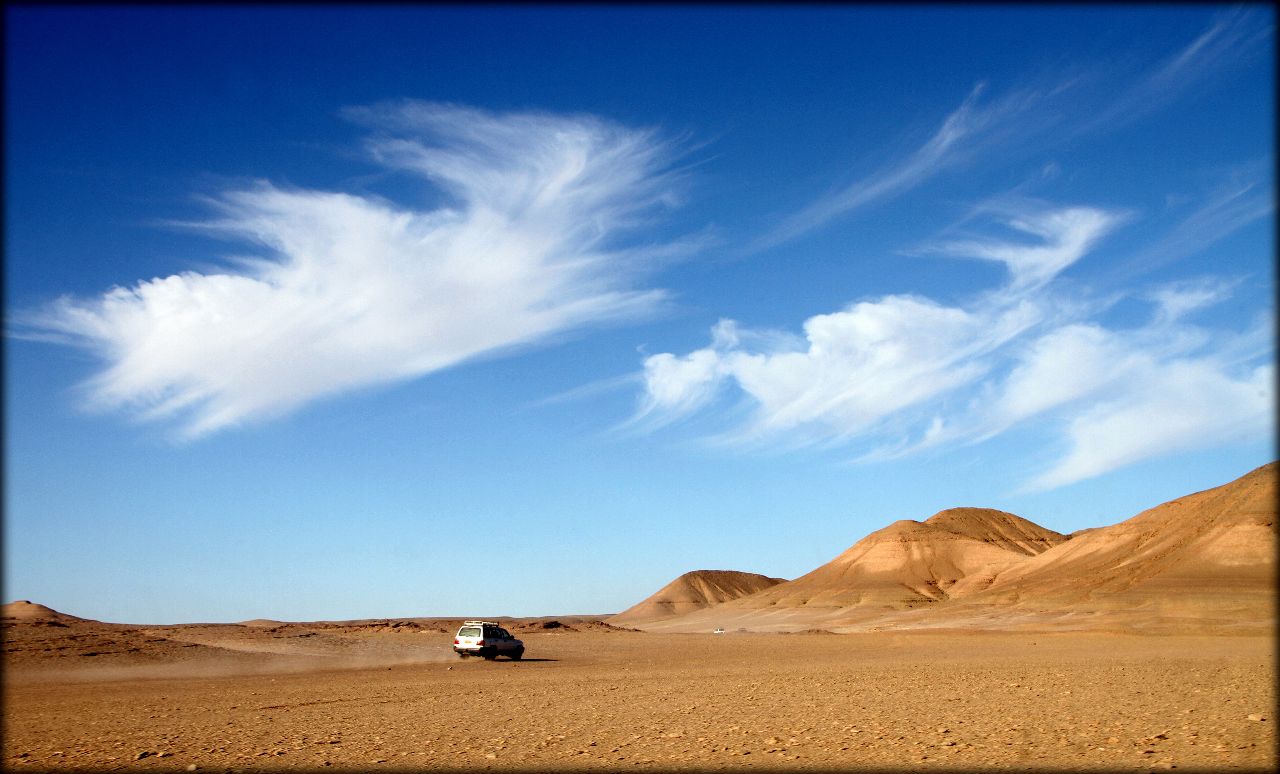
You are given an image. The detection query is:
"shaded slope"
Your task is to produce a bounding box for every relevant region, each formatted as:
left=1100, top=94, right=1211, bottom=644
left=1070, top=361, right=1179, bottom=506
left=608, top=570, right=786, bottom=624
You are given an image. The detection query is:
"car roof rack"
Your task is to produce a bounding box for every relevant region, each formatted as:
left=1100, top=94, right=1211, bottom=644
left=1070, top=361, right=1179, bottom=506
left=463, top=620, right=498, bottom=626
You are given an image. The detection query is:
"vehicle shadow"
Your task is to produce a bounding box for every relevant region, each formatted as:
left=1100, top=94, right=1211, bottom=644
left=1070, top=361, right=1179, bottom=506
left=513, top=658, right=557, bottom=662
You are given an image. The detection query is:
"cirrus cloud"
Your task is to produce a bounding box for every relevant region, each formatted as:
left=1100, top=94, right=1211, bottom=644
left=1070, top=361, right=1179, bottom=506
left=16, top=102, right=691, bottom=438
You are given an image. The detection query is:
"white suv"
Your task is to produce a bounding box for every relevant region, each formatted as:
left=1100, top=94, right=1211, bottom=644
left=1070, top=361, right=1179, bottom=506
left=453, top=621, right=524, bottom=660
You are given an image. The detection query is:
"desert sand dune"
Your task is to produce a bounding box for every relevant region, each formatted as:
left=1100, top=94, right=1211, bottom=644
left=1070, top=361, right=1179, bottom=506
left=608, top=570, right=785, bottom=624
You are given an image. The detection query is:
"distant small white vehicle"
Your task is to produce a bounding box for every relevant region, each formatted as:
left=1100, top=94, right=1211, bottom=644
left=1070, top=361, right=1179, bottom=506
left=454, top=621, right=524, bottom=660
left=713, top=628, right=725, bottom=635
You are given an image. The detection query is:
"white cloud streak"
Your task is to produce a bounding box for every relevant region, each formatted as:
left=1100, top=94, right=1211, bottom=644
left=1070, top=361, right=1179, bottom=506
left=1106, top=159, right=1274, bottom=285
left=749, top=83, right=1049, bottom=253
left=749, top=7, right=1272, bottom=254
left=1145, top=276, right=1242, bottom=325
left=1077, top=6, right=1273, bottom=136
left=17, top=102, right=688, bottom=438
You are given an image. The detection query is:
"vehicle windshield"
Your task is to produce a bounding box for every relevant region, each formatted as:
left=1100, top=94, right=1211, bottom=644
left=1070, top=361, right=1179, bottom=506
left=458, top=626, right=482, bottom=637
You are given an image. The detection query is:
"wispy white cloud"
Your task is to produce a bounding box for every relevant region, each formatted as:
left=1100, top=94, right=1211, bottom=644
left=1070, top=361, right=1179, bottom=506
left=920, top=206, right=1125, bottom=293
left=15, top=102, right=689, bottom=438
left=1145, top=276, right=1242, bottom=324
left=635, top=200, right=1275, bottom=490
left=1025, top=359, right=1273, bottom=492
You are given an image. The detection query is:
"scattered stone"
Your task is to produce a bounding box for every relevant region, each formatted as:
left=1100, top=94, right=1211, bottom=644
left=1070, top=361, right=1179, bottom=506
left=1247, top=714, right=1266, bottom=722
left=135, top=751, right=152, bottom=760
left=186, top=766, right=197, bottom=772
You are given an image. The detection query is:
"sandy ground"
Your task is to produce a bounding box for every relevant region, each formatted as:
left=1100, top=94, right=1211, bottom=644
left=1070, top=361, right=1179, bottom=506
left=3, top=623, right=1274, bottom=771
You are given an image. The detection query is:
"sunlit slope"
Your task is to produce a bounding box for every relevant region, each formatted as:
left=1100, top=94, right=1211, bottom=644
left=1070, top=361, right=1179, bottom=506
left=718, top=508, right=1069, bottom=611
left=974, top=462, right=1277, bottom=616
left=2, top=600, right=92, bottom=624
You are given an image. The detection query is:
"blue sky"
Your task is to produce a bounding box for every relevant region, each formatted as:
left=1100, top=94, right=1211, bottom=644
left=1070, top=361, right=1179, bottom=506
left=5, top=5, right=1274, bottom=624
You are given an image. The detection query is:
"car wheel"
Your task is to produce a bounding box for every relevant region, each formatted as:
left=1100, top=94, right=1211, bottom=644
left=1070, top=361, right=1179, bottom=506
left=481, top=650, right=497, bottom=660
left=510, top=648, right=524, bottom=661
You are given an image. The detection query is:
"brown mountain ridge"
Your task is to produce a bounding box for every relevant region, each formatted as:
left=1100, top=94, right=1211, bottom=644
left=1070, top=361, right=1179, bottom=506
left=616, top=463, right=1276, bottom=633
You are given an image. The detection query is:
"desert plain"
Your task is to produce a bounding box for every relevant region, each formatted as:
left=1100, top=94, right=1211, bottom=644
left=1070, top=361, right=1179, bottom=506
left=1, top=619, right=1275, bottom=772
left=4, top=463, right=1276, bottom=771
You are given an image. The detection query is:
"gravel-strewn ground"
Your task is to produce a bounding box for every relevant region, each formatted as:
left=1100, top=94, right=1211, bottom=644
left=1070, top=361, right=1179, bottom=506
left=4, top=628, right=1274, bottom=771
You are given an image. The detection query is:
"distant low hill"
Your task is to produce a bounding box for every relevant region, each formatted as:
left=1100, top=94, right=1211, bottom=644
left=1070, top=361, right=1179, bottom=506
left=608, top=570, right=786, bottom=625
left=2, top=600, right=91, bottom=624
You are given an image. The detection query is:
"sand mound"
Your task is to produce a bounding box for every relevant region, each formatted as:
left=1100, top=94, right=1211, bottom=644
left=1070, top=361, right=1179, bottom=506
left=2, top=601, right=89, bottom=624
left=608, top=570, right=786, bottom=624
left=924, top=507, right=1069, bottom=555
